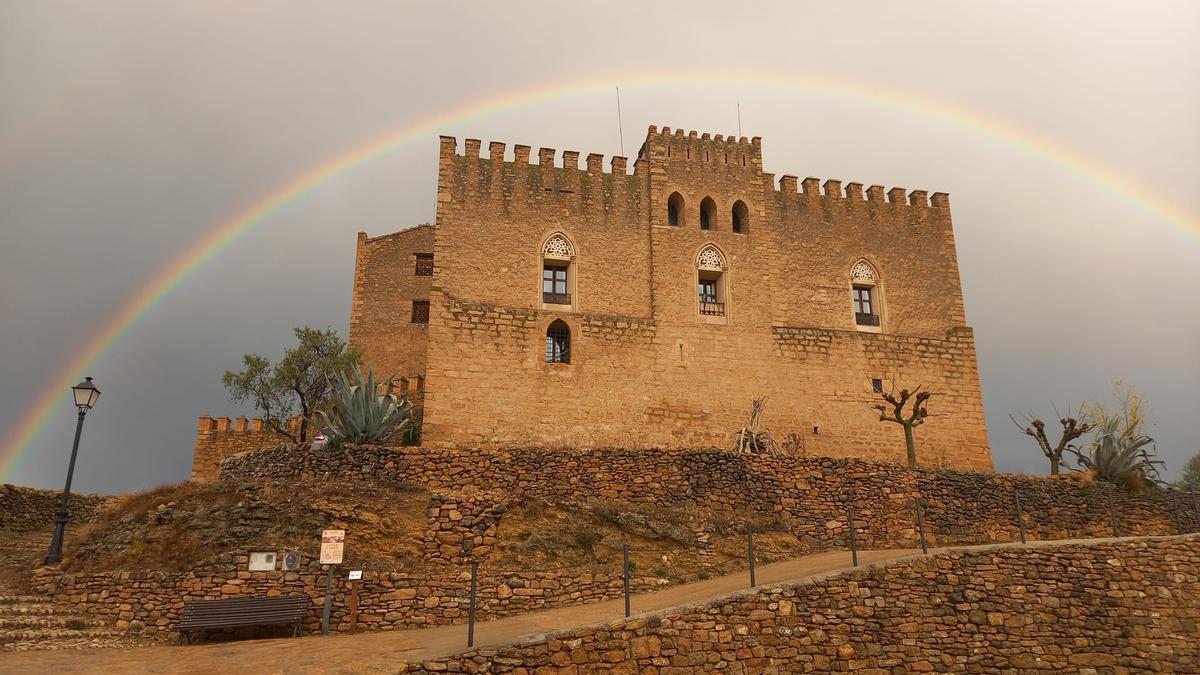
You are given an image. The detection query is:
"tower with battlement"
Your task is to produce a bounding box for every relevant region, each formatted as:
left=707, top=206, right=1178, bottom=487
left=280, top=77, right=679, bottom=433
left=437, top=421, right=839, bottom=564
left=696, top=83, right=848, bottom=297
left=192, top=125, right=992, bottom=480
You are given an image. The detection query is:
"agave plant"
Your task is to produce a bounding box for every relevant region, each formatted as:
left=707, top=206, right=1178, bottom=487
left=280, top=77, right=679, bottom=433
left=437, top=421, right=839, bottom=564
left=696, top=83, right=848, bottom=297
left=312, top=368, right=414, bottom=445
left=1072, top=416, right=1164, bottom=491
left=732, top=398, right=778, bottom=455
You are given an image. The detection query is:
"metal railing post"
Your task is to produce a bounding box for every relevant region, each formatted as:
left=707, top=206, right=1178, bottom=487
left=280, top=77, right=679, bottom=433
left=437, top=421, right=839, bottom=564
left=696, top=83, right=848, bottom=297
left=848, top=506, right=858, bottom=567
left=1014, top=488, right=1027, bottom=544
left=321, top=565, right=333, bottom=636
left=915, top=498, right=928, bottom=554
left=1193, top=492, right=1199, bottom=534
left=623, top=542, right=631, bottom=618
left=467, top=560, right=478, bottom=648
left=747, top=519, right=756, bottom=588
left=1107, top=490, right=1120, bottom=538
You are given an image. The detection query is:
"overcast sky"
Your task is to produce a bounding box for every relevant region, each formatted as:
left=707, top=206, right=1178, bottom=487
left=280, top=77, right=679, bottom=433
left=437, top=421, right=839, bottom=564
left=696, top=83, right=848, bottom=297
left=2, top=2, right=1198, bottom=494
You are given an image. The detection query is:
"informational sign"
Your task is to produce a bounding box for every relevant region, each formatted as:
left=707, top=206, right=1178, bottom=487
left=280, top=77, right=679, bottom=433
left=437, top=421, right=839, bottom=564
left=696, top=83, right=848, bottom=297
left=248, top=551, right=276, bottom=571
left=320, top=529, right=345, bottom=565
left=282, top=551, right=302, bottom=571
left=348, top=570, right=362, bottom=580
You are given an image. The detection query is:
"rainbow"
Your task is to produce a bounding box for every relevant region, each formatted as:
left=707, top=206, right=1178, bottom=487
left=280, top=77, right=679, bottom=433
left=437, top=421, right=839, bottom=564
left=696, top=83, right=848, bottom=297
left=4, top=70, right=1198, bottom=483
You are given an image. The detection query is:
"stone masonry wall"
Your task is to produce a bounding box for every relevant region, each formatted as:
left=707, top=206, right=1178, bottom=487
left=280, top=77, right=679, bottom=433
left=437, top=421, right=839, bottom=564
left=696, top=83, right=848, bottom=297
left=30, top=554, right=666, bottom=641
left=0, top=484, right=114, bottom=532
left=416, top=126, right=991, bottom=469
left=190, top=415, right=298, bottom=482
left=219, top=446, right=1200, bottom=550
left=349, top=224, right=436, bottom=383
left=398, top=535, right=1200, bottom=674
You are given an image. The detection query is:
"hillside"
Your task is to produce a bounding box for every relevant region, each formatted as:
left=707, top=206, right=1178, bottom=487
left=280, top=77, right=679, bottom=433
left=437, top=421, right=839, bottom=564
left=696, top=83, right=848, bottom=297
left=18, top=478, right=808, bottom=582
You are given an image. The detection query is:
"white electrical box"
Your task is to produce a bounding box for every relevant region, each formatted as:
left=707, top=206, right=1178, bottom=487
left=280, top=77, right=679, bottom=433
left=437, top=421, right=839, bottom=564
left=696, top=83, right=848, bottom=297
left=248, top=551, right=277, bottom=571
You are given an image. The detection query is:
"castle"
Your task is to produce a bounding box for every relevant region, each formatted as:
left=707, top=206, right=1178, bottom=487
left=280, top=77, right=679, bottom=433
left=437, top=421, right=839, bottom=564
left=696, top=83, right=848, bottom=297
left=194, top=125, right=992, bottom=480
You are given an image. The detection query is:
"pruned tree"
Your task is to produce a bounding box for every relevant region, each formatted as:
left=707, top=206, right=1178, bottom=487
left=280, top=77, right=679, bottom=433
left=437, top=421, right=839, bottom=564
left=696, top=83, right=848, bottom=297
left=1009, top=407, right=1092, bottom=476
left=870, top=380, right=937, bottom=468
left=222, top=327, right=358, bottom=443
left=732, top=398, right=777, bottom=455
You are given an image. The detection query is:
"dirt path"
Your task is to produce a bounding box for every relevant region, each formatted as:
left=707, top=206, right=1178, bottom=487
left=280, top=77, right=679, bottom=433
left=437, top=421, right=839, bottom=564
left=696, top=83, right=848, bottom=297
left=1, top=538, right=1156, bottom=674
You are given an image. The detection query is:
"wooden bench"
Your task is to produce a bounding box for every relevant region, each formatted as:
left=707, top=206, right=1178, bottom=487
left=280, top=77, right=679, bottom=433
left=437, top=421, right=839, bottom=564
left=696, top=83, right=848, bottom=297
left=175, top=595, right=309, bottom=644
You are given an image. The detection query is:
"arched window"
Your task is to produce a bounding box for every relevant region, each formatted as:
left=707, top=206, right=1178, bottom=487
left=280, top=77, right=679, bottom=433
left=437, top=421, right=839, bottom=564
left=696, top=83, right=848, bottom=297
left=697, top=244, right=727, bottom=318
left=667, top=192, right=684, bottom=226
left=542, top=233, right=575, bottom=307
left=851, top=260, right=881, bottom=328
left=546, top=320, right=571, bottom=363
left=732, top=200, right=748, bottom=234
left=699, top=197, right=716, bottom=230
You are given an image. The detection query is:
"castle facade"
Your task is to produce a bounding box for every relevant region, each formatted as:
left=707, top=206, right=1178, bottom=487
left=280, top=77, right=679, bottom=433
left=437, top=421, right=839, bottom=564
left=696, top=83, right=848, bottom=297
left=348, top=125, right=992, bottom=471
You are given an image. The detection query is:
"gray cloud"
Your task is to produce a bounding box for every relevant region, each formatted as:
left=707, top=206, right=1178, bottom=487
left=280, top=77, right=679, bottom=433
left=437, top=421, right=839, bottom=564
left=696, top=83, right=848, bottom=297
left=2, top=1, right=1197, bottom=493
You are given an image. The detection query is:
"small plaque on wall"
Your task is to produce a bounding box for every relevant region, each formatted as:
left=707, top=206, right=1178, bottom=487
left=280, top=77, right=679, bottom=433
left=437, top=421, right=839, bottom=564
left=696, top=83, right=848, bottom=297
left=248, top=551, right=277, bottom=571
left=282, top=551, right=302, bottom=571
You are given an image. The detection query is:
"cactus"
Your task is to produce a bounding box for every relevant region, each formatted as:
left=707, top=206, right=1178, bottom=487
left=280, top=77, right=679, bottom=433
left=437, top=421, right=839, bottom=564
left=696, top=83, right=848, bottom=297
left=312, top=368, right=414, bottom=445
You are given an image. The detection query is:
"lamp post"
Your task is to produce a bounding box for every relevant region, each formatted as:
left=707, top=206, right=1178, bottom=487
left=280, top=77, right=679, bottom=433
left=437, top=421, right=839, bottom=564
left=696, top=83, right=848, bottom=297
left=45, top=377, right=101, bottom=566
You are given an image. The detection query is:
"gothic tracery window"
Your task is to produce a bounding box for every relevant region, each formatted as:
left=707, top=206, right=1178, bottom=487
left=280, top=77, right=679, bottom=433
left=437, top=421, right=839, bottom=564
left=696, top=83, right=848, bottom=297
left=697, top=245, right=727, bottom=317
left=543, top=234, right=573, bottom=259
left=851, top=260, right=881, bottom=328
left=542, top=233, right=575, bottom=307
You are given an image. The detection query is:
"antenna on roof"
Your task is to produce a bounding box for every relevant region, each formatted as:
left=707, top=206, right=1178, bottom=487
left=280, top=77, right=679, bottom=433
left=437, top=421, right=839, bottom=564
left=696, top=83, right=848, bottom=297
left=737, top=102, right=742, bottom=137
left=615, top=86, right=625, bottom=157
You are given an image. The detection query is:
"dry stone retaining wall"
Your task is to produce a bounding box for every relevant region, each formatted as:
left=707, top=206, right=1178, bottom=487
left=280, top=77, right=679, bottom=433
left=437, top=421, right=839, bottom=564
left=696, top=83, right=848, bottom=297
left=397, top=535, right=1200, bottom=674
left=220, top=445, right=1200, bottom=549
left=0, top=484, right=114, bottom=532
left=30, top=554, right=664, bottom=641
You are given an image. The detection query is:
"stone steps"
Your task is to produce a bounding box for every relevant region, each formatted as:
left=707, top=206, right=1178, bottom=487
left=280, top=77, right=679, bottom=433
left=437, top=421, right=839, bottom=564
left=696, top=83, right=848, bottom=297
left=0, top=615, right=111, bottom=630
left=0, top=595, right=53, bottom=605
left=0, top=594, right=138, bottom=651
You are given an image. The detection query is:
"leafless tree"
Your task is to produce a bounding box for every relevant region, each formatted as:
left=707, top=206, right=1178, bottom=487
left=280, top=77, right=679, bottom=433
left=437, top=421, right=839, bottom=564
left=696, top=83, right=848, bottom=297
left=1009, top=407, right=1092, bottom=476
left=869, top=378, right=937, bottom=468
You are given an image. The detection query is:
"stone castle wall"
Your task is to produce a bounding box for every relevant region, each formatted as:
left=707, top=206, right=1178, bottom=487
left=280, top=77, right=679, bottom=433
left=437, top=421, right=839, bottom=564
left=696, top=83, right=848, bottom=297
left=349, top=224, right=436, bottom=382
left=218, top=446, right=1200, bottom=549
left=191, top=374, right=425, bottom=482
left=412, top=126, right=991, bottom=469
left=396, top=535, right=1200, bottom=673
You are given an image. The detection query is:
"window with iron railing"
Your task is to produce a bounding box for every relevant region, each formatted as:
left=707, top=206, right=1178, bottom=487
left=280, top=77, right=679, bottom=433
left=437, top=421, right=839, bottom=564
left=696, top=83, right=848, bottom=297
left=698, top=279, right=725, bottom=316
left=546, top=320, right=570, bottom=363
left=411, top=300, right=430, bottom=324
left=542, top=264, right=570, bottom=305
left=414, top=254, right=434, bottom=276
left=853, top=286, right=878, bottom=326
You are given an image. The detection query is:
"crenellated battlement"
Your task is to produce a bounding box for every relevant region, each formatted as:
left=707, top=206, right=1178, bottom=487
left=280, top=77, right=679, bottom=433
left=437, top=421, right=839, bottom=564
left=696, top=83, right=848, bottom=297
left=191, top=377, right=425, bottom=482
left=775, top=174, right=948, bottom=210
left=638, top=125, right=763, bottom=172
left=439, top=135, right=632, bottom=176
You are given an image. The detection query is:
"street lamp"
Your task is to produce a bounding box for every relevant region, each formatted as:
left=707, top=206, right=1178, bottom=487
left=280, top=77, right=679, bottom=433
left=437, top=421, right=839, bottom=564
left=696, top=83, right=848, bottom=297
left=45, top=377, right=101, bottom=566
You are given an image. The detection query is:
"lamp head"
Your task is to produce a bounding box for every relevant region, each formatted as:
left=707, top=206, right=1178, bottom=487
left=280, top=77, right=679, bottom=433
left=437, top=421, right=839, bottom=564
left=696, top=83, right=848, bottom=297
left=72, top=377, right=101, bottom=410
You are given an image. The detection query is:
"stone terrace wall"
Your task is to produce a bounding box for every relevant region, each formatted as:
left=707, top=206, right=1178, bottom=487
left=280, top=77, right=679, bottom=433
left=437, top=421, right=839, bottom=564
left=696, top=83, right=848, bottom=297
left=30, top=555, right=665, bottom=641
left=220, top=445, right=1200, bottom=549
left=0, top=484, right=114, bottom=532
left=398, top=535, right=1200, bottom=674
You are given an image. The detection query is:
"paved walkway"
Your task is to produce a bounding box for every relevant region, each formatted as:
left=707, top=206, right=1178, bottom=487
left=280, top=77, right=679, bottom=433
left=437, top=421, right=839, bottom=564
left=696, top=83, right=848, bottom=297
left=4, top=537, right=1173, bottom=674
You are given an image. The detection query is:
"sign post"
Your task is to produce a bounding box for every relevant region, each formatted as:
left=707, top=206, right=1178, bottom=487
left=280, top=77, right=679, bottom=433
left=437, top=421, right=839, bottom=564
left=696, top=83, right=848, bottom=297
left=320, top=529, right=345, bottom=636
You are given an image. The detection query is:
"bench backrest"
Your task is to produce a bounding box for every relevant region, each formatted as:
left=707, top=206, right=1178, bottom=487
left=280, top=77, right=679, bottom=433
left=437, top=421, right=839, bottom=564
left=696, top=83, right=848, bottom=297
left=178, top=595, right=309, bottom=628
